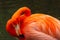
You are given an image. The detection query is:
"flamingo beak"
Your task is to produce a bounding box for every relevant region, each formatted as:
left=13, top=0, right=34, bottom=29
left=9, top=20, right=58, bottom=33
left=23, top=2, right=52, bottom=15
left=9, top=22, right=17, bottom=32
left=13, top=24, right=21, bottom=36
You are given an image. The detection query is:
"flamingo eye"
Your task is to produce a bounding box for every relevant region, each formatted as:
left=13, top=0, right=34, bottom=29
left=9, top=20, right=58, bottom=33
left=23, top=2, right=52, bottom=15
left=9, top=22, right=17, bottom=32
left=21, top=11, right=25, bottom=15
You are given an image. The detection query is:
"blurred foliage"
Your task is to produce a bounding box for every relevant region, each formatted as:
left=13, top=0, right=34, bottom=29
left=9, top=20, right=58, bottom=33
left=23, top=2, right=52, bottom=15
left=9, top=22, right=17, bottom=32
left=0, top=0, right=60, bottom=40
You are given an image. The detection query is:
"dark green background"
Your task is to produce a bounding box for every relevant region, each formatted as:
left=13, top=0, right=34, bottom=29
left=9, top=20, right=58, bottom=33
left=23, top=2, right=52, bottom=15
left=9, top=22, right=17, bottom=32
left=0, top=0, right=60, bottom=40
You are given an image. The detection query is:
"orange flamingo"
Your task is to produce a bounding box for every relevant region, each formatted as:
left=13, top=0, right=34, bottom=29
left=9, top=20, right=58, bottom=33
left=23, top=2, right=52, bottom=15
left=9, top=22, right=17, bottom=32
left=6, top=7, right=60, bottom=40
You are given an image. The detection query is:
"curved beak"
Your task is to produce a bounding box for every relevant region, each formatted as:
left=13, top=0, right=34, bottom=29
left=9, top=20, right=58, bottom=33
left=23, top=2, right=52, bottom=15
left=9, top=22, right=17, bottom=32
left=13, top=24, right=21, bottom=36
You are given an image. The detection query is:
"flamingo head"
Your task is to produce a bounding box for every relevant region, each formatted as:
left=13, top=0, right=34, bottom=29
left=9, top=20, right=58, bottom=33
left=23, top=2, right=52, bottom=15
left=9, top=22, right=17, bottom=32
left=6, top=18, right=21, bottom=37
left=6, top=7, right=31, bottom=39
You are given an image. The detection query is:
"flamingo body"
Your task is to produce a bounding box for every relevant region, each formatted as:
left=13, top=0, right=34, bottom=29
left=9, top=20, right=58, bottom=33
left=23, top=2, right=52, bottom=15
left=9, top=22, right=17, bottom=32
left=22, top=14, right=60, bottom=40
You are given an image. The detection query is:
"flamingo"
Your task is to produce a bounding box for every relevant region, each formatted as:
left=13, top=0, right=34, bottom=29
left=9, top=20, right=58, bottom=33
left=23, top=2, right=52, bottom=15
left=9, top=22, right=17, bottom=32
left=6, top=7, right=60, bottom=40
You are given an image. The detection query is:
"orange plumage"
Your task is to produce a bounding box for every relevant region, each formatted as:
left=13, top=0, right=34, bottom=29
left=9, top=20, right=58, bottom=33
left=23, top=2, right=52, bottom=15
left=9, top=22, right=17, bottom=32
left=6, top=7, right=60, bottom=40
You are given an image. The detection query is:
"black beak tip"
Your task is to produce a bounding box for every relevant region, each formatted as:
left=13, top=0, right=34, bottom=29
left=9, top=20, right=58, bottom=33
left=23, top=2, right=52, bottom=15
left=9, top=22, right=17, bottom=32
left=17, top=34, right=25, bottom=38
